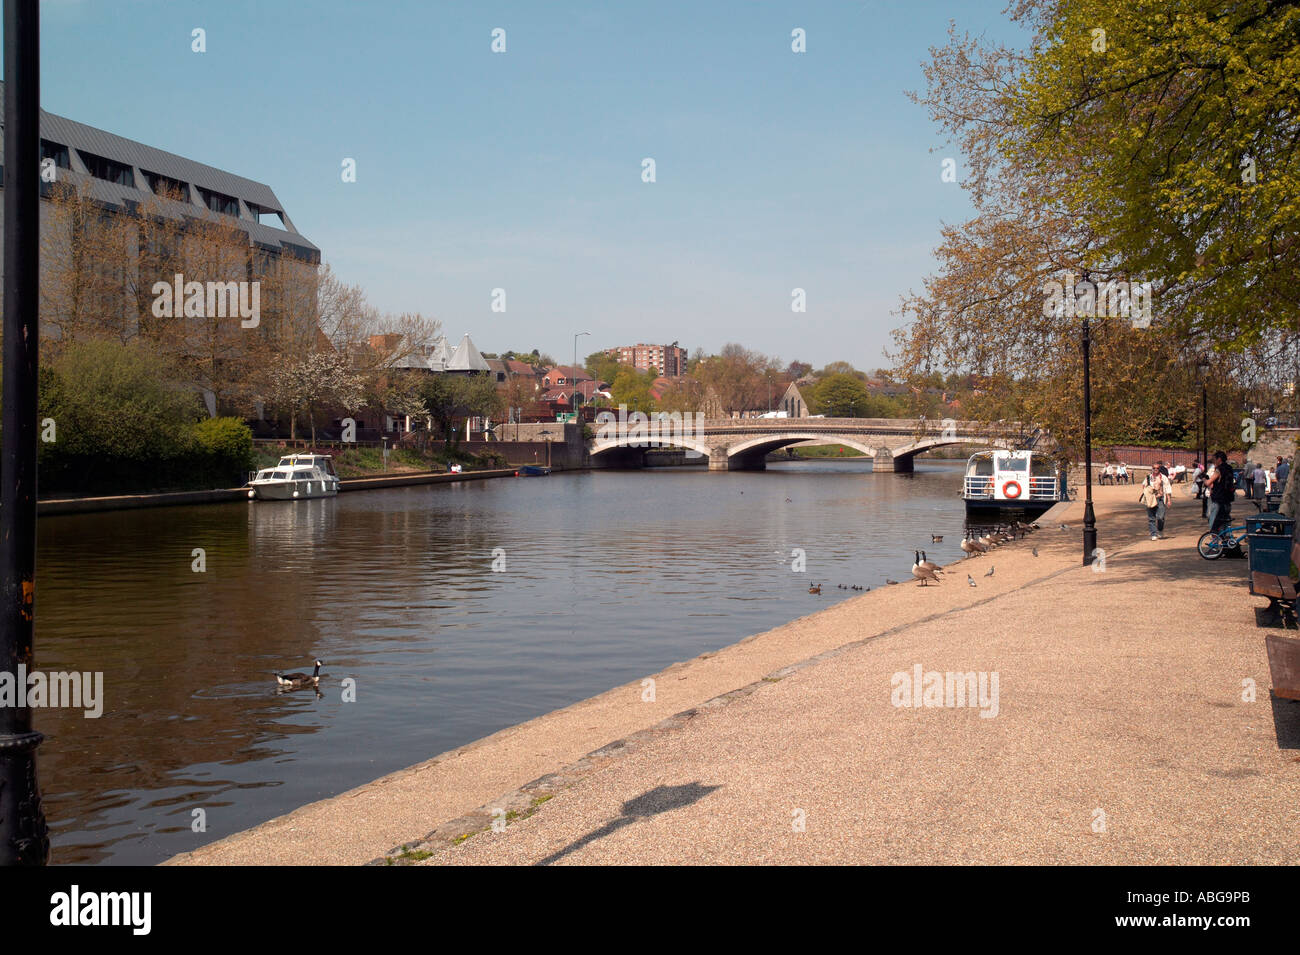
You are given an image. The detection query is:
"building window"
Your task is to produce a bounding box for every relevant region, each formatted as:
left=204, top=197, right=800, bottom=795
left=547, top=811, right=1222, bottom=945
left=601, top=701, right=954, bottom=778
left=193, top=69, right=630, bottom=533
left=40, top=140, right=71, bottom=170
left=143, top=170, right=189, bottom=201
left=198, top=187, right=240, bottom=216
left=77, top=149, right=133, bottom=186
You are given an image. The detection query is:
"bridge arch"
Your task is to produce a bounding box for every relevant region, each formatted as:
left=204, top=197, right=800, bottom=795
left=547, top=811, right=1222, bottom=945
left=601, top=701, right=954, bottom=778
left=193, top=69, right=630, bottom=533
left=589, top=435, right=713, bottom=459
left=892, top=436, right=1019, bottom=459
left=725, top=433, right=878, bottom=461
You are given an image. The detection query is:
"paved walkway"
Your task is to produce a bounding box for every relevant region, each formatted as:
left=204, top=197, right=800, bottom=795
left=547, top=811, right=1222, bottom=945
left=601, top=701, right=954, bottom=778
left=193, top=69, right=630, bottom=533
left=171, top=484, right=1300, bottom=865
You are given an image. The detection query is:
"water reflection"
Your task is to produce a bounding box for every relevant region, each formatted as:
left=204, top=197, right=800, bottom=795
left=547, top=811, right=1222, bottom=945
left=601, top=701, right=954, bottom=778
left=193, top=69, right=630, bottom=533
left=37, top=458, right=970, bottom=863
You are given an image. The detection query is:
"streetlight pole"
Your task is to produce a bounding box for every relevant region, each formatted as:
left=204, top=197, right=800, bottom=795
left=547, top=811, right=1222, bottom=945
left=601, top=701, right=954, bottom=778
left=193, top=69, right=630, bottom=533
left=0, top=0, right=49, bottom=866
left=573, top=331, right=590, bottom=423
left=1078, top=271, right=1097, bottom=566
left=1199, top=356, right=1209, bottom=518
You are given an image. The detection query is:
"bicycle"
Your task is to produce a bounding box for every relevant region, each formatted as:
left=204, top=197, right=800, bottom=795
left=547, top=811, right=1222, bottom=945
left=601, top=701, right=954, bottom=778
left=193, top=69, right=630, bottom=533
left=1197, top=522, right=1248, bottom=559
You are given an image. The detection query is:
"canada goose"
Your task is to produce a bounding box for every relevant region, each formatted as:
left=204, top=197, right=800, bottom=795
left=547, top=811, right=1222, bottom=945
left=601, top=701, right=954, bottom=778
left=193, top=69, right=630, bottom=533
left=885, top=578, right=899, bottom=585
left=919, top=551, right=942, bottom=573
left=967, top=575, right=977, bottom=587
left=985, top=565, right=995, bottom=577
left=275, top=659, right=323, bottom=688
left=809, top=584, right=821, bottom=595
left=968, top=537, right=988, bottom=554
left=960, top=537, right=976, bottom=556
left=912, top=561, right=940, bottom=586
left=931, top=534, right=943, bottom=543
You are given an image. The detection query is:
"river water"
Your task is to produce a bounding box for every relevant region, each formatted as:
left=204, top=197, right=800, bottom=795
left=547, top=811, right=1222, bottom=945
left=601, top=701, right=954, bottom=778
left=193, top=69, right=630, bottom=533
left=36, top=458, right=971, bottom=864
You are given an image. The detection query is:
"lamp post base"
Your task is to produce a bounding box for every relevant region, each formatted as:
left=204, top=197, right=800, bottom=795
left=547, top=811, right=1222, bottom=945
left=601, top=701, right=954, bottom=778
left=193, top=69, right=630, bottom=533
left=0, top=730, right=49, bottom=865
left=1083, top=501, right=1097, bottom=566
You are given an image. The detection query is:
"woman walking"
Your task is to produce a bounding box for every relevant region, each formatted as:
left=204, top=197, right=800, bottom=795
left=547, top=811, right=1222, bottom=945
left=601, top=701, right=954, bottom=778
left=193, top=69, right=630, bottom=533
left=1141, top=466, right=1172, bottom=540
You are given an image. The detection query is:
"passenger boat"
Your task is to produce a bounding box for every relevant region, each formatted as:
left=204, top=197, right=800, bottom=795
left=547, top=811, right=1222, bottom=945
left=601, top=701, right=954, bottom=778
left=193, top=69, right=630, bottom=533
left=519, top=465, right=551, bottom=476
left=962, top=449, right=1065, bottom=517
left=247, top=454, right=341, bottom=500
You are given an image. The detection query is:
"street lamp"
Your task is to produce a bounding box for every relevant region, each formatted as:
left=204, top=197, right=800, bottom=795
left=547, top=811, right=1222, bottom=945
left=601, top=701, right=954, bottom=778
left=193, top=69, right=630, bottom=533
left=0, top=0, right=49, bottom=865
left=1197, top=355, right=1210, bottom=517
left=1076, top=270, right=1098, bottom=566
left=573, top=331, right=590, bottom=423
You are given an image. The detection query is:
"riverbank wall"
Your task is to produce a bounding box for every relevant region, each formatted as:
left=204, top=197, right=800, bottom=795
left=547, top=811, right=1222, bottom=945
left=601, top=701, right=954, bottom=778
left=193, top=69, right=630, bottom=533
left=37, top=468, right=521, bottom=516
left=168, top=482, right=1299, bottom=866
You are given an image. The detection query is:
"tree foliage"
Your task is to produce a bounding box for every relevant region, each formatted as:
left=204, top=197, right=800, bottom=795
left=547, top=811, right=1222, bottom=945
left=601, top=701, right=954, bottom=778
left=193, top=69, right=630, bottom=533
left=890, top=0, right=1296, bottom=448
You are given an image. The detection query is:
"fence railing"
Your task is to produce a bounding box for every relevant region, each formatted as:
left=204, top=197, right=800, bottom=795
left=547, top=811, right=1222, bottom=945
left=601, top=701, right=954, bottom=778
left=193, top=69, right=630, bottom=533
left=964, top=475, right=1060, bottom=500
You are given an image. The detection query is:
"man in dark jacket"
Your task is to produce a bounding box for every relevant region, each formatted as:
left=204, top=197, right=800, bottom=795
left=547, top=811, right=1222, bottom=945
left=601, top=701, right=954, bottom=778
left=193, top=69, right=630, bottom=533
left=1206, top=451, right=1235, bottom=533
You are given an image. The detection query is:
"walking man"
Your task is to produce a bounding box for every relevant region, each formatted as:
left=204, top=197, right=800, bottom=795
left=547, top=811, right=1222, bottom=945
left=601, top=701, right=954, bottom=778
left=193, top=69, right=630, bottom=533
left=1206, top=451, right=1235, bottom=533
left=1277, top=456, right=1290, bottom=492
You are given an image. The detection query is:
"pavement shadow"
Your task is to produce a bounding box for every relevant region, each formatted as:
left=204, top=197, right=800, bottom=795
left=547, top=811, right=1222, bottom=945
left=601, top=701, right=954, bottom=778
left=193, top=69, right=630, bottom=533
left=535, top=782, right=721, bottom=866
left=1269, top=694, right=1300, bottom=750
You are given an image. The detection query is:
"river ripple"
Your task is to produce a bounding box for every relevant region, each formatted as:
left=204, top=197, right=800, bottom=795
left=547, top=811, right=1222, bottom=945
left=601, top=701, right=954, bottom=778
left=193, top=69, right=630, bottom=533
left=35, top=458, right=970, bottom=864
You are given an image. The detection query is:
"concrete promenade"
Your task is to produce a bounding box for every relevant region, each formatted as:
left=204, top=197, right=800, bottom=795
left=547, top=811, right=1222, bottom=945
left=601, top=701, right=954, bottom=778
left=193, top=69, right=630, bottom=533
left=169, top=484, right=1300, bottom=865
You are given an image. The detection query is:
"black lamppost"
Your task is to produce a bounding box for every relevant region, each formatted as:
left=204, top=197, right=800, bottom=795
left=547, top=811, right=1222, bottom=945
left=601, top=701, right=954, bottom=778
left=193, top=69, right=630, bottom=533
left=1197, top=355, right=1210, bottom=517
left=1077, top=271, right=1097, bottom=565
left=0, top=0, right=49, bottom=866
left=573, top=331, right=589, bottom=422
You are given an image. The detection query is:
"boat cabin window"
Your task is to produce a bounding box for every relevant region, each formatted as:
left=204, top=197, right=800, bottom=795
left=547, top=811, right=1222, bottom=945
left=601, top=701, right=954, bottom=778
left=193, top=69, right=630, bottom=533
left=1030, top=457, right=1056, bottom=476
left=996, top=457, right=1028, bottom=472
left=972, top=458, right=994, bottom=476
left=270, top=470, right=289, bottom=480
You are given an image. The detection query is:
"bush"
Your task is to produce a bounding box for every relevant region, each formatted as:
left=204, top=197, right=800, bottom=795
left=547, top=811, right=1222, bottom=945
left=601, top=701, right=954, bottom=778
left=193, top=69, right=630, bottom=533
left=193, top=417, right=254, bottom=486
left=39, top=340, right=205, bottom=493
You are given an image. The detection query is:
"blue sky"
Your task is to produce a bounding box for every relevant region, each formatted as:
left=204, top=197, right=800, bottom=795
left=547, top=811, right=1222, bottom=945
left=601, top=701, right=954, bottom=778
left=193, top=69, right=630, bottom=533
left=34, top=0, right=1024, bottom=369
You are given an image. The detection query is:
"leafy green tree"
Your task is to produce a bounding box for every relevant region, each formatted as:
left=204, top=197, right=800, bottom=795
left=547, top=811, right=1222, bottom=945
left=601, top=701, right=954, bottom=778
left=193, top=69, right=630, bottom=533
left=609, top=365, right=658, bottom=411
left=585, top=350, right=624, bottom=387
left=811, top=373, right=872, bottom=417
left=419, top=373, right=503, bottom=448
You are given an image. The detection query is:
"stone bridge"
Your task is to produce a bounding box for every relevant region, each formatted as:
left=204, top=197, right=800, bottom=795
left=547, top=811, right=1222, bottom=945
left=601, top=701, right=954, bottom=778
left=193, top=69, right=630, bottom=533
left=588, top=417, right=1040, bottom=472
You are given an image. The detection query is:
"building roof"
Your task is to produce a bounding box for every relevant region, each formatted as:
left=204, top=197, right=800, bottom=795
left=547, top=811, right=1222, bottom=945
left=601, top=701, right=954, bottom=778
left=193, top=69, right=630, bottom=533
left=448, top=333, right=490, bottom=372
left=388, top=334, right=492, bottom=373
left=0, top=81, right=318, bottom=259
left=505, top=359, right=540, bottom=377
left=543, top=365, right=590, bottom=383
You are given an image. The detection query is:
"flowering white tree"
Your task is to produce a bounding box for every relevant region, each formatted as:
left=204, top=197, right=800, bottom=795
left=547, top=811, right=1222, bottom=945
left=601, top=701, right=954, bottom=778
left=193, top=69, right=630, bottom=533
left=269, top=349, right=365, bottom=444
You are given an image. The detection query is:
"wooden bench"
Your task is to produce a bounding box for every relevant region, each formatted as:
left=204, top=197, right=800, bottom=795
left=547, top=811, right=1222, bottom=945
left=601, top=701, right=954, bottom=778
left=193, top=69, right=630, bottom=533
left=1250, top=537, right=1300, bottom=625
left=1266, top=634, right=1300, bottom=701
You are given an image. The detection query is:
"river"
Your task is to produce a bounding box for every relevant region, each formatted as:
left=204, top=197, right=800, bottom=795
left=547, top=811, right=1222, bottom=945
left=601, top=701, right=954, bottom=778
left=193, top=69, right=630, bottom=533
left=36, top=457, right=972, bottom=864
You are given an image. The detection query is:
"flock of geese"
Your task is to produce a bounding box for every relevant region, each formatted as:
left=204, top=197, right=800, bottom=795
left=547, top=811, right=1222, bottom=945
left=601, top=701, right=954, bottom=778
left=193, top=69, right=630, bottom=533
left=811, top=521, right=1041, bottom=596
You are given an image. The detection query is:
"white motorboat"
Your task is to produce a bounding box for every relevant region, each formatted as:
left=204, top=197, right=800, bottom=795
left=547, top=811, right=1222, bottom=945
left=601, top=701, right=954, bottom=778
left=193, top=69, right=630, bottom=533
left=962, top=449, right=1064, bottom=517
left=247, top=454, right=341, bottom=500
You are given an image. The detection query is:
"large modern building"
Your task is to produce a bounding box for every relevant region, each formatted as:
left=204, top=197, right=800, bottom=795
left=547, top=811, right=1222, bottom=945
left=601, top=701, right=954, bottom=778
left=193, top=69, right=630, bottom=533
left=608, top=342, right=687, bottom=378
left=0, top=82, right=319, bottom=263
left=0, top=83, right=320, bottom=385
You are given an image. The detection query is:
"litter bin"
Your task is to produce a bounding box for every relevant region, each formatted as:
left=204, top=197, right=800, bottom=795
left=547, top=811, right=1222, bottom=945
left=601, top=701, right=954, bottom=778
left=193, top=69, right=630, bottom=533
left=1247, top=514, right=1295, bottom=576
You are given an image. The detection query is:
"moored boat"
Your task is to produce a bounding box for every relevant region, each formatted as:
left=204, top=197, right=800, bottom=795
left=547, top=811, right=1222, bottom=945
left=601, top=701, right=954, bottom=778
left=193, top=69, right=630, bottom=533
left=247, top=454, right=341, bottom=500
left=963, top=449, right=1064, bottom=517
left=519, top=465, right=551, bottom=476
